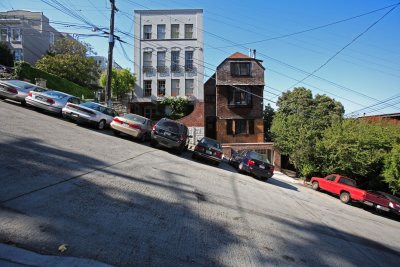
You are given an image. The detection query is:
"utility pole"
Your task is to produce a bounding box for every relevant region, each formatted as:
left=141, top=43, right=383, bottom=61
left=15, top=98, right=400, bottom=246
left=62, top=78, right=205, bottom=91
left=105, top=0, right=116, bottom=107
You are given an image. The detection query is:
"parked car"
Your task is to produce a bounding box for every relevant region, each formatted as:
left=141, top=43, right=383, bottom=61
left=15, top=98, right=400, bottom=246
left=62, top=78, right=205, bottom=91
left=26, top=89, right=81, bottom=115
left=192, top=137, right=223, bottom=166
left=364, top=191, right=400, bottom=216
left=62, top=101, right=118, bottom=130
left=150, top=118, right=191, bottom=154
left=0, top=80, right=43, bottom=105
left=111, top=113, right=152, bottom=142
left=231, top=150, right=274, bottom=180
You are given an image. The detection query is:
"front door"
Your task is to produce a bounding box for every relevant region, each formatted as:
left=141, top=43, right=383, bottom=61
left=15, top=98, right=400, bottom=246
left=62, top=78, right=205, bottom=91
left=205, top=116, right=216, bottom=139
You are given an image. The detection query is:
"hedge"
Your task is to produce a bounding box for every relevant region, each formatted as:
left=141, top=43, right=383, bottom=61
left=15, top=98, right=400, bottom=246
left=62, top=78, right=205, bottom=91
left=14, top=61, right=94, bottom=99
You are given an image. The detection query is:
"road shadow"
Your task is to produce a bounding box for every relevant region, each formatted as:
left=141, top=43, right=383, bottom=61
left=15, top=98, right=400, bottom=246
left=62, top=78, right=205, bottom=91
left=267, top=177, right=299, bottom=191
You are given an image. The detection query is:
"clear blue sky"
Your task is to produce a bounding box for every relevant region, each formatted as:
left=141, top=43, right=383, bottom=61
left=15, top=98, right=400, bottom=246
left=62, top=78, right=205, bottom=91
left=2, top=0, right=399, bottom=116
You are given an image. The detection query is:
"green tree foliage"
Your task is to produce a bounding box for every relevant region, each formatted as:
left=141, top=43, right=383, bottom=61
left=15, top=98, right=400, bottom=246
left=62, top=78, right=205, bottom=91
left=271, top=87, right=344, bottom=177
left=36, top=38, right=100, bottom=87
left=317, top=119, right=400, bottom=187
left=160, top=97, right=191, bottom=119
left=0, top=42, right=14, bottom=67
left=100, top=68, right=136, bottom=100
left=263, top=103, right=275, bottom=142
left=383, top=144, right=400, bottom=195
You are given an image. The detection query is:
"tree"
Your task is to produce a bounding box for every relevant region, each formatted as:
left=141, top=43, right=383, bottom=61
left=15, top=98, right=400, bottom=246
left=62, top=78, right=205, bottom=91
left=0, top=42, right=14, bottom=67
left=383, top=144, right=400, bottom=195
left=100, top=68, right=136, bottom=100
left=36, top=38, right=100, bottom=87
left=317, top=119, right=400, bottom=187
left=160, top=97, right=191, bottom=119
left=271, top=87, right=344, bottom=177
left=263, top=103, right=275, bottom=142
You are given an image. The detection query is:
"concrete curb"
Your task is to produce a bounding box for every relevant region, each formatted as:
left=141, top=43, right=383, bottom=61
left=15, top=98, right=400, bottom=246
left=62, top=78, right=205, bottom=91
left=0, top=243, right=113, bottom=267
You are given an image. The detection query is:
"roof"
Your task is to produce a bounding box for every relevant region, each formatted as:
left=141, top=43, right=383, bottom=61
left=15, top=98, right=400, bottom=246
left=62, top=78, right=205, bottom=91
left=228, top=52, right=252, bottom=59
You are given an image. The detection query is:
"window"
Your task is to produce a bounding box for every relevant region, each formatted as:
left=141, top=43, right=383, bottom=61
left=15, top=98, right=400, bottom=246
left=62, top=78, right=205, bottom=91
left=144, top=80, right=152, bottom=97
left=157, top=51, right=166, bottom=72
left=11, top=28, right=21, bottom=42
left=338, top=177, right=356, bottom=187
left=143, top=25, right=152, bottom=39
left=171, top=51, right=180, bottom=72
left=226, top=120, right=233, bottom=135
left=228, top=87, right=252, bottom=106
left=14, top=49, right=23, bottom=61
left=171, top=79, right=180, bottom=96
left=185, top=24, right=193, bottom=38
left=326, top=175, right=336, bottom=181
left=231, top=62, right=251, bottom=76
left=171, top=24, right=179, bottom=39
left=248, top=119, right=255, bottom=134
left=49, top=32, right=54, bottom=45
left=157, top=24, right=166, bottom=39
left=235, top=120, right=247, bottom=135
left=143, top=51, right=152, bottom=72
left=185, top=51, right=193, bottom=71
left=185, top=79, right=194, bottom=96
left=0, top=28, right=8, bottom=41
left=157, top=80, right=166, bottom=96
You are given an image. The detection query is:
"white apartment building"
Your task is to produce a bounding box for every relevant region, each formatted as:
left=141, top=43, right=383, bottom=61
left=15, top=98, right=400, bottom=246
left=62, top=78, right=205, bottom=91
left=133, top=9, right=204, bottom=118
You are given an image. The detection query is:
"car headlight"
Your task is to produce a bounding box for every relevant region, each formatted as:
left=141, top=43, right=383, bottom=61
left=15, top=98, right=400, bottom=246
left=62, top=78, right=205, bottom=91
left=389, top=202, right=394, bottom=208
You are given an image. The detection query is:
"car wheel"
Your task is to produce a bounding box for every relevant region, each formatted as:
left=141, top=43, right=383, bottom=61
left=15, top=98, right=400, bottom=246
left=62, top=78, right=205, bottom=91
left=139, top=133, right=146, bottom=142
left=213, top=161, right=220, bottom=167
left=176, top=144, right=184, bottom=155
left=113, top=130, right=120, bottom=136
left=192, top=153, right=197, bottom=160
left=150, top=139, right=157, bottom=147
left=340, top=192, right=351, bottom=204
left=20, top=100, right=26, bottom=106
left=312, top=181, right=320, bottom=191
left=98, top=119, right=106, bottom=130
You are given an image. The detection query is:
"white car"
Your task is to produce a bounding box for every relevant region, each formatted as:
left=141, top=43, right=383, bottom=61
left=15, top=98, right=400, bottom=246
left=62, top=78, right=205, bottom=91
left=62, top=101, right=118, bottom=130
left=26, top=89, right=81, bottom=115
left=111, top=113, right=152, bottom=142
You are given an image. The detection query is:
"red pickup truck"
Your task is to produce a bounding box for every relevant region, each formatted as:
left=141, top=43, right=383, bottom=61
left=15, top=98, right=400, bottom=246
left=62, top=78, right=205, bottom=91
left=311, top=174, right=400, bottom=215
left=310, top=174, right=365, bottom=204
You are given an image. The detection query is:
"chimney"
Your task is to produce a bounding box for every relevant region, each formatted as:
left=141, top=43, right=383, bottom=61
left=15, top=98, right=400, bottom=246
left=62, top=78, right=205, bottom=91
left=249, top=48, right=252, bottom=57
left=253, top=49, right=256, bottom=59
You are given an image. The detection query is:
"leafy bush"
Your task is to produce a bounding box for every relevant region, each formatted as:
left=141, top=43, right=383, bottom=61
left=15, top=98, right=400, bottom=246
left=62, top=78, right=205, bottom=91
left=14, top=61, right=93, bottom=98
left=383, top=144, right=400, bottom=195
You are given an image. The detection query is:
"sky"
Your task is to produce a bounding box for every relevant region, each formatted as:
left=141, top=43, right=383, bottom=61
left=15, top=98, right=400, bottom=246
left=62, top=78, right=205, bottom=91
left=1, top=0, right=399, bottom=116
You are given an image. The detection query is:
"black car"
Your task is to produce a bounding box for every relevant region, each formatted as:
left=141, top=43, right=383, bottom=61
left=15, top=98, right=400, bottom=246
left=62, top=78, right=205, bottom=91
left=150, top=118, right=191, bottom=154
left=230, top=150, right=274, bottom=180
left=192, top=137, right=223, bottom=166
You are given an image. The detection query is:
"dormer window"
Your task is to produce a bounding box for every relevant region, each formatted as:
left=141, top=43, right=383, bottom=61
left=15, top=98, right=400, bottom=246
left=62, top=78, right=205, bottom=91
left=231, top=62, right=251, bottom=76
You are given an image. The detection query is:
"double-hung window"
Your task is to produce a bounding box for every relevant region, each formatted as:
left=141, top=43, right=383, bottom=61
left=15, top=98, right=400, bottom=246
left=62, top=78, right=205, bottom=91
left=144, top=80, right=152, bottom=97
left=157, top=51, right=166, bottom=72
left=171, top=79, right=180, bottom=97
left=143, top=25, right=152, bottom=39
left=171, top=24, right=179, bottom=39
left=185, top=79, right=194, bottom=96
left=157, top=24, right=166, bottom=39
left=0, top=28, right=8, bottom=41
left=143, top=52, right=152, bottom=72
left=184, top=24, right=193, bottom=39
left=185, top=51, right=193, bottom=71
left=171, top=51, right=180, bottom=72
left=11, top=28, right=21, bottom=42
left=157, top=80, right=166, bottom=96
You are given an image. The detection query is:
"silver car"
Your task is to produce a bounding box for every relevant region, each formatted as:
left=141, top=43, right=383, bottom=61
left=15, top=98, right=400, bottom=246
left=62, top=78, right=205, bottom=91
left=0, top=80, right=42, bottom=105
left=110, top=113, right=152, bottom=142
left=62, top=101, right=118, bottom=130
left=26, top=90, right=81, bottom=115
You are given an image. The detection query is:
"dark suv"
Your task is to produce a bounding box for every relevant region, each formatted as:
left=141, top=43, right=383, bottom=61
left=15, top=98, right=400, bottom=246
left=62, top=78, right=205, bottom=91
left=150, top=118, right=191, bottom=154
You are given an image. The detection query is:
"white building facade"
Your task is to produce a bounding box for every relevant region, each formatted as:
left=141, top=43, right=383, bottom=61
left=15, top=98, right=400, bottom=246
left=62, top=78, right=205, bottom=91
left=133, top=9, right=204, bottom=118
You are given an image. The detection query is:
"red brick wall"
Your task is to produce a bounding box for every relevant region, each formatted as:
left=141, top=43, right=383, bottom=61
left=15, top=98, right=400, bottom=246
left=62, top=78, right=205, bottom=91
left=216, top=118, right=264, bottom=143
left=176, top=101, right=204, bottom=127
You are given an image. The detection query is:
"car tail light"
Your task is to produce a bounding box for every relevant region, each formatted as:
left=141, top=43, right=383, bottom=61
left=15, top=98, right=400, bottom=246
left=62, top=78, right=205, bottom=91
left=129, top=123, right=141, bottom=129
left=28, top=91, right=33, bottom=97
left=46, top=98, right=55, bottom=105
left=389, top=202, right=394, bottom=208
left=247, top=159, right=255, bottom=166
left=215, top=151, right=223, bottom=158
left=152, top=125, right=157, bottom=132
left=179, top=134, right=185, bottom=142
left=7, top=87, right=18, bottom=94
left=194, top=145, right=204, bottom=152
left=113, top=117, right=123, bottom=124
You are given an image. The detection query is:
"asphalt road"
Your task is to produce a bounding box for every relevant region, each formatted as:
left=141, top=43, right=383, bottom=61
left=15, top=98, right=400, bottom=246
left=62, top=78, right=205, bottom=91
left=1, top=99, right=399, bottom=267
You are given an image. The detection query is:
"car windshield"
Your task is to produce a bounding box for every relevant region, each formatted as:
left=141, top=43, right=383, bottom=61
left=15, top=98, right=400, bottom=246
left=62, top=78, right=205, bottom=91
left=248, top=151, right=263, bottom=161
left=124, top=114, right=146, bottom=124
left=80, top=102, right=101, bottom=110
left=378, top=192, right=400, bottom=203
left=43, top=91, right=68, bottom=99
left=7, top=80, right=35, bottom=89
left=158, top=120, right=180, bottom=133
left=200, top=138, right=221, bottom=149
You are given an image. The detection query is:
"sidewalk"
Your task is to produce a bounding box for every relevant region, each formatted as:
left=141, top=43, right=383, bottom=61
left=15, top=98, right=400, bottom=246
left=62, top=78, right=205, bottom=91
left=0, top=243, right=112, bottom=267
left=272, top=171, right=305, bottom=185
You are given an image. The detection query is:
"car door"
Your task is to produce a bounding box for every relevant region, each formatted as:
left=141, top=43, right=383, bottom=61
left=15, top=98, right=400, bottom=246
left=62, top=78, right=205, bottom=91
left=319, top=175, right=336, bottom=191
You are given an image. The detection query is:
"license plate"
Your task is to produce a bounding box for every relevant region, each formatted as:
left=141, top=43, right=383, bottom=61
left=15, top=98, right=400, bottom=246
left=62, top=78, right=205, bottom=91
left=123, top=122, right=129, bottom=127
left=206, top=150, right=212, bottom=155
left=72, top=113, right=78, bottom=118
left=259, top=165, right=265, bottom=169
left=36, top=96, right=45, bottom=101
left=164, top=132, right=171, bottom=136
